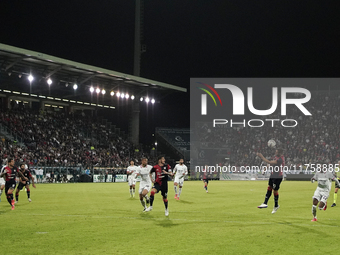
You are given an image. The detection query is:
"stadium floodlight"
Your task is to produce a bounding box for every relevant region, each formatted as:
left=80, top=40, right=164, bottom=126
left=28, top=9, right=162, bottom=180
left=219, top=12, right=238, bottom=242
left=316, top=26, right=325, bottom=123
left=121, top=93, right=125, bottom=98
left=145, top=97, right=150, bottom=103
left=140, top=97, right=143, bottom=101
left=73, top=84, right=78, bottom=90
left=131, top=95, right=135, bottom=100
left=125, top=94, right=129, bottom=99
left=96, top=88, right=100, bottom=94
left=116, top=92, right=121, bottom=97
left=47, top=78, right=52, bottom=86
left=155, top=142, right=158, bottom=146
left=151, top=99, right=155, bottom=104
left=90, top=86, right=94, bottom=93
left=110, top=91, right=114, bottom=96
left=101, top=89, right=106, bottom=95
left=28, top=74, right=34, bottom=82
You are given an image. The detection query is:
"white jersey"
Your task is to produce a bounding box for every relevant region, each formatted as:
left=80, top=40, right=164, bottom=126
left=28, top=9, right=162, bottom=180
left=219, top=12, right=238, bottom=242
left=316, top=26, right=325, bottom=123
left=136, top=164, right=152, bottom=184
left=173, top=164, right=188, bottom=178
left=313, top=171, right=337, bottom=192
left=0, top=165, right=6, bottom=185
left=127, top=166, right=138, bottom=179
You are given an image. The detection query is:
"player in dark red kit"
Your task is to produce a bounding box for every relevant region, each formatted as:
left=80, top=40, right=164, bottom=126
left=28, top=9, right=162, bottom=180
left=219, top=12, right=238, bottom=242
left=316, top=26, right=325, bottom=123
left=257, top=149, right=285, bottom=214
left=145, top=155, right=172, bottom=216
left=15, top=163, right=36, bottom=203
left=0, top=158, right=27, bottom=210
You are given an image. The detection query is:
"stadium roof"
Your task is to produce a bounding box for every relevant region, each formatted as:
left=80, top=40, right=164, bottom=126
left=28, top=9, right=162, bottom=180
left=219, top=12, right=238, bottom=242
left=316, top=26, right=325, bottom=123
left=0, top=43, right=186, bottom=106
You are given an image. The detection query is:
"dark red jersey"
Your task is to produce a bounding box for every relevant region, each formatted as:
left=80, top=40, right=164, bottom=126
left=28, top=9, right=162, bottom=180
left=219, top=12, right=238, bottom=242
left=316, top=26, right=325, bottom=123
left=20, top=169, right=32, bottom=182
left=4, top=166, right=19, bottom=182
left=150, top=164, right=171, bottom=186
left=271, top=155, right=285, bottom=178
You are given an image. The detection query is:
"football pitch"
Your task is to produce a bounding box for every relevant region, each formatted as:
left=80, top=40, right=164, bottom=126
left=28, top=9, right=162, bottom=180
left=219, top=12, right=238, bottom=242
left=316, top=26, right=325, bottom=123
left=1, top=180, right=339, bottom=255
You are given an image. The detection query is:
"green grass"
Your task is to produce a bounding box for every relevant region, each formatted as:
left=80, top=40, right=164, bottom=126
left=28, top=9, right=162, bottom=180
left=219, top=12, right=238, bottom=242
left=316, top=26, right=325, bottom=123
left=1, top=180, right=339, bottom=255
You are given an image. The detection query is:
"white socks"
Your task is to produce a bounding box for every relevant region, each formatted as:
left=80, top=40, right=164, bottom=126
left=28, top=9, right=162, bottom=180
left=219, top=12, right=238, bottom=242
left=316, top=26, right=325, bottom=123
left=312, top=205, right=317, bottom=217
left=174, top=186, right=177, bottom=195
left=179, top=188, right=182, bottom=197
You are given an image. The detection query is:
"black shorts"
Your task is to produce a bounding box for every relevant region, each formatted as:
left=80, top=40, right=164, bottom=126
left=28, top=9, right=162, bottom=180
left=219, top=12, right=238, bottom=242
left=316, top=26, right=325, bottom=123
left=17, top=181, right=30, bottom=190
left=5, top=180, right=16, bottom=194
left=153, top=182, right=168, bottom=198
left=268, top=178, right=282, bottom=190
left=203, top=178, right=209, bottom=184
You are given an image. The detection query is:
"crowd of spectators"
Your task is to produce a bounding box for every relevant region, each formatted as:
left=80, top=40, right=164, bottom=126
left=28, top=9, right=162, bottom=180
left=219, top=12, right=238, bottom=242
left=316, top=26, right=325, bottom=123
left=194, top=93, right=340, bottom=169
left=0, top=108, right=149, bottom=169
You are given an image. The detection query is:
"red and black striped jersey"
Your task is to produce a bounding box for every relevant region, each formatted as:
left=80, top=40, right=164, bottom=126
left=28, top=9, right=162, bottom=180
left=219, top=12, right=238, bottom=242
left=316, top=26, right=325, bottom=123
left=150, top=164, right=171, bottom=185
left=271, top=155, right=285, bottom=178
left=3, top=166, right=19, bottom=182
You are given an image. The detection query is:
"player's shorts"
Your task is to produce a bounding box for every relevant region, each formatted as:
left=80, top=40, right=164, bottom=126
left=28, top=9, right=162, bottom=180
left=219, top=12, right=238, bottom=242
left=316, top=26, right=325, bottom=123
left=335, top=179, right=340, bottom=189
left=139, top=182, right=151, bottom=194
left=174, top=175, right=184, bottom=186
left=0, top=177, right=5, bottom=186
left=5, top=180, right=16, bottom=194
left=268, top=177, right=282, bottom=190
left=128, top=175, right=136, bottom=186
left=153, top=182, right=168, bottom=198
left=17, top=181, right=30, bottom=190
left=313, top=187, right=330, bottom=204
left=203, top=178, right=209, bottom=184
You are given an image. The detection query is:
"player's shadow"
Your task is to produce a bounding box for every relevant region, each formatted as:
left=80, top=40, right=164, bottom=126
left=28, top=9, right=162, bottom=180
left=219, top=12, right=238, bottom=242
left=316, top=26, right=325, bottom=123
left=155, top=218, right=179, bottom=228
left=178, top=199, right=194, bottom=204
left=139, top=212, right=155, bottom=220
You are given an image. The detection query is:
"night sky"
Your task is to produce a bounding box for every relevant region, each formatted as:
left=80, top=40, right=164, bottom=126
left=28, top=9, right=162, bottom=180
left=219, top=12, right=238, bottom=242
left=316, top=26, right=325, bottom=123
left=0, top=0, right=339, bottom=145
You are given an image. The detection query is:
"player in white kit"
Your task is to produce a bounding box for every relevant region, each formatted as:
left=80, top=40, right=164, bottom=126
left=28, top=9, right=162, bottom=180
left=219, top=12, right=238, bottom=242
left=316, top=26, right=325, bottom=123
left=0, top=164, right=6, bottom=202
left=135, top=158, right=152, bottom=211
left=127, top=160, right=138, bottom=197
left=173, top=158, right=188, bottom=200
left=310, top=167, right=340, bottom=222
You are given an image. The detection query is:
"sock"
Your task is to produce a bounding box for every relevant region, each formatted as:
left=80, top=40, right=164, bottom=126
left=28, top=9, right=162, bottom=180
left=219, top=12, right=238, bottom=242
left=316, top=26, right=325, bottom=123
left=145, top=195, right=149, bottom=201
left=334, top=193, right=338, bottom=204
left=179, top=188, right=182, bottom=197
left=264, top=187, right=272, bottom=204
left=150, top=191, right=155, bottom=206
left=274, top=193, right=279, bottom=207
left=129, top=189, right=133, bottom=196
left=27, top=189, right=30, bottom=199
left=16, top=193, right=19, bottom=201
left=174, top=186, right=177, bottom=195
left=140, top=199, right=146, bottom=208
left=312, top=205, right=317, bottom=217
left=0, top=189, right=2, bottom=196
left=204, top=184, right=207, bottom=191
left=132, top=188, right=135, bottom=196
left=163, top=198, right=168, bottom=209
left=7, top=194, right=12, bottom=205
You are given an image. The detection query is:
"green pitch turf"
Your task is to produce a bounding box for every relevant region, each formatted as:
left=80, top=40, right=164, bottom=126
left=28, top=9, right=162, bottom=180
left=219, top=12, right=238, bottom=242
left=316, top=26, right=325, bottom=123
left=1, top=181, right=339, bottom=255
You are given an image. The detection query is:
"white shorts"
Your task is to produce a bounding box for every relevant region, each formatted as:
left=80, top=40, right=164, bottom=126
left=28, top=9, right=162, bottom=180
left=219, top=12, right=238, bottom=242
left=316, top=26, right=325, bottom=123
left=174, top=175, right=184, bottom=186
left=313, top=187, right=330, bottom=204
left=0, top=177, right=5, bottom=186
left=139, top=182, right=151, bottom=194
left=128, top=175, right=136, bottom=186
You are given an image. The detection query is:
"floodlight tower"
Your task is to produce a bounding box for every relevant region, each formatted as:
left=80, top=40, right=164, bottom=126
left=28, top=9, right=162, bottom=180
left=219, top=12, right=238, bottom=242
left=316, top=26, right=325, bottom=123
left=130, top=0, right=145, bottom=146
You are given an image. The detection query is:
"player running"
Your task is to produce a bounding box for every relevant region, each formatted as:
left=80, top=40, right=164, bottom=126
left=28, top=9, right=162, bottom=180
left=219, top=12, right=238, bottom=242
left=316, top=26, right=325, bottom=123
left=0, top=158, right=27, bottom=210
left=135, top=158, right=152, bottom=211
left=257, top=149, right=285, bottom=214
left=173, top=158, right=188, bottom=200
left=127, top=160, right=138, bottom=197
left=0, top=161, right=7, bottom=202
left=311, top=167, right=340, bottom=221
left=202, top=165, right=209, bottom=193
left=145, top=155, right=172, bottom=216
left=331, top=161, right=340, bottom=207
left=15, top=164, right=36, bottom=203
